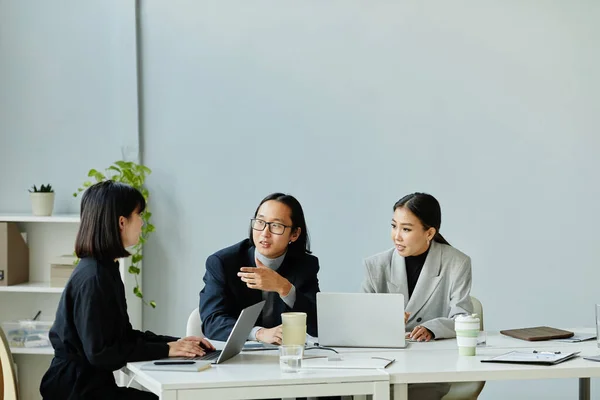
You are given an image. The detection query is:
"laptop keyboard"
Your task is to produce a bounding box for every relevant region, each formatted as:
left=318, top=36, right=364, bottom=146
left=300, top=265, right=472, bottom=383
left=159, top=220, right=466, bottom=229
left=195, top=350, right=221, bottom=361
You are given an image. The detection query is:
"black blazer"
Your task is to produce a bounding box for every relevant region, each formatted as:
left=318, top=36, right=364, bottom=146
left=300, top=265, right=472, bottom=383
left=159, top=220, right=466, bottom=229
left=199, top=239, right=320, bottom=341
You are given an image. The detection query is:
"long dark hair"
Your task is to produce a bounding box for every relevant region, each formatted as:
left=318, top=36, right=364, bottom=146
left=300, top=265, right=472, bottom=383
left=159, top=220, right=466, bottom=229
left=249, top=192, right=311, bottom=255
left=75, top=181, right=146, bottom=261
left=393, top=192, right=450, bottom=246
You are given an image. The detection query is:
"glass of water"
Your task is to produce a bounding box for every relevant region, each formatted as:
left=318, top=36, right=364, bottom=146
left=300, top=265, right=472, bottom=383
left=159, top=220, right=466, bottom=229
left=477, top=331, right=487, bottom=347
left=279, top=344, right=304, bottom=373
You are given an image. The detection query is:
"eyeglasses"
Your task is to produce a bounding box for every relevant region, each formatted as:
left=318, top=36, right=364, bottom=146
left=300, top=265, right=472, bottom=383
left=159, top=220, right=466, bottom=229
left=250, top=218, right=292, bottom=235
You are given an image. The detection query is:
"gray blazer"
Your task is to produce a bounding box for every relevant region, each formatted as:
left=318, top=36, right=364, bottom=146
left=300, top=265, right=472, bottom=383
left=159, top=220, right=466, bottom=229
left=361, top=240, right=473, bottom=339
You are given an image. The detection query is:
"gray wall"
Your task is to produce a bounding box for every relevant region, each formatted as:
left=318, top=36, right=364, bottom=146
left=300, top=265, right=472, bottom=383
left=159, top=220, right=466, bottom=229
left=0, top=0, right=138, bottom=212
left=140, top=2, right=599, bottom=399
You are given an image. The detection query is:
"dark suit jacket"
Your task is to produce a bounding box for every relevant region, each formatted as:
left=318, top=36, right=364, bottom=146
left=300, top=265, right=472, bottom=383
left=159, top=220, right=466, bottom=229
left=200, top=239, right=320, bottom=341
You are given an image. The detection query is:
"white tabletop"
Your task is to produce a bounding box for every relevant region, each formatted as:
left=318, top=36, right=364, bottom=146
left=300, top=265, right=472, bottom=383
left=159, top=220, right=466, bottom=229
left=126, top=329, right=600, bottom=397
left=127, top=352, right=388, bottom=392
left=317, top=329, right=600, bottom=385
left=367, top=344, right=600, bottom=384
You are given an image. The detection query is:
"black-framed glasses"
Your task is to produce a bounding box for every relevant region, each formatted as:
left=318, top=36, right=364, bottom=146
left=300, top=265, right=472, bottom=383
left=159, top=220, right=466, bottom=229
left=250, top=218, right=292, bottom=235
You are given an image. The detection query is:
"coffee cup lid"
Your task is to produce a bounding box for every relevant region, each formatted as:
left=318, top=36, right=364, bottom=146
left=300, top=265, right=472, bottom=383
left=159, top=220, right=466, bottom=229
left=455, top=313, right=480, bottom=323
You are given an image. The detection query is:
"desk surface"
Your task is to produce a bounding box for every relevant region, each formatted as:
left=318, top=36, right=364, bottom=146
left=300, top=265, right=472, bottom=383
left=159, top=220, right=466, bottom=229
left=367, top=344, right=600, bottom=384
left=323, top=329, right=600, bottom=384
left=127, top=329, right=600, bottom=392
left=127, top=352, right=388, bottom=391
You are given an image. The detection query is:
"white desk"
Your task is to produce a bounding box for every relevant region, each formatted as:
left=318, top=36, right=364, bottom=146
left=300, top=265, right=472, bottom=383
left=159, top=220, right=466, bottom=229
left=330, top=330, right=600, bottom=400
left=127, top=352, right=389, bottom=400
left=126, top=330, right=600, bottom=400
left=383, top=343, right=600, bottom=400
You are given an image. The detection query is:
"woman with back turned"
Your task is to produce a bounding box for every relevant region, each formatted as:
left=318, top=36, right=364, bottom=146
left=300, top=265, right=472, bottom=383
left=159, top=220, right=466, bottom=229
left=40, top=181, right=214, bottom=399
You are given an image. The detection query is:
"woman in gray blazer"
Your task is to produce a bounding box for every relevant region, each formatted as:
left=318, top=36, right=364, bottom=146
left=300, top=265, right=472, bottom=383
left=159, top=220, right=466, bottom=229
left=362, top=192, right=473, bottom=400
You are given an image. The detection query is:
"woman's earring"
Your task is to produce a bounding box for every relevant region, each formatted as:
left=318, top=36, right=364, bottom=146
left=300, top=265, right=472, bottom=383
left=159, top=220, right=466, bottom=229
left=289, top=241, right=292, bottom=245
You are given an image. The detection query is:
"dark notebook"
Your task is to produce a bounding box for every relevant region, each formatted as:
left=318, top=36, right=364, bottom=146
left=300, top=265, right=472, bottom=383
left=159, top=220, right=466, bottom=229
left=500, top=326, right=574, bottom=341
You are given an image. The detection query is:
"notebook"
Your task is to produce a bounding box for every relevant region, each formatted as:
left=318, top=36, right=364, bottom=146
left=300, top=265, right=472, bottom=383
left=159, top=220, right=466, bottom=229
left=141, top=360, right=212, bottom=372
left=481, top=350, right=580, bottom=365
left=500, top=326, right=573, bottom=341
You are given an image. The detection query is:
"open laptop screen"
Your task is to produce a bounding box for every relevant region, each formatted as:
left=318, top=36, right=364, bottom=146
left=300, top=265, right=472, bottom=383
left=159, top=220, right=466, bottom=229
left=317, top=293, right=406, bottom=348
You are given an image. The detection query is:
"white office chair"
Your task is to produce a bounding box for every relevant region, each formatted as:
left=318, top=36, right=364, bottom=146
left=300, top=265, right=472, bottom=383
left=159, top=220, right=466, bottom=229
left=441, top=296, right=485, bottom=400
left=0, top=326, right=19, bottom=400
left=186, top=307, right=204, bottom=337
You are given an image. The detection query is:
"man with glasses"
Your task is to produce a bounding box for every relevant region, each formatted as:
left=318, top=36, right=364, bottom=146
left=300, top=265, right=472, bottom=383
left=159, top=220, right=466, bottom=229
left=199, top=193, right=321, bottom=344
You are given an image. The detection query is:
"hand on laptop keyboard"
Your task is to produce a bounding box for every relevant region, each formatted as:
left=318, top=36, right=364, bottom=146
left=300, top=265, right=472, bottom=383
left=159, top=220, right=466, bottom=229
left=167, top=339, right=206, bottom=358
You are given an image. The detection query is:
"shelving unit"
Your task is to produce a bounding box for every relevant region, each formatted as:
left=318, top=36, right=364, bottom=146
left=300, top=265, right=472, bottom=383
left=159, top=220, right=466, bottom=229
left=0, top=214, right=79, bottom=400
left=0, top=213, right=80, bottom=223
left=0, top=213, right=142, bottom=400
left=0, top=281, right=64, bottom=293
left=11, top=347, right=54, bottom=355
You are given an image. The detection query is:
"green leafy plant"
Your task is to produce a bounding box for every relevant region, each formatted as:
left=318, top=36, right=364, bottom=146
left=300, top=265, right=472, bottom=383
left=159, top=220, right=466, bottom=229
left=73, top=161, right=156, bottom=308
left=29, top=184, right=54, bottom=193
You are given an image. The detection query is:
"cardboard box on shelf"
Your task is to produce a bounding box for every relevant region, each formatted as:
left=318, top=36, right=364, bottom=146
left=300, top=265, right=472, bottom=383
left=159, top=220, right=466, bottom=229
left=50, top=264, right=76, bottom=287
left=0, top=222, right=29, bottom=286
left=50, top=254, right=77, bottom=287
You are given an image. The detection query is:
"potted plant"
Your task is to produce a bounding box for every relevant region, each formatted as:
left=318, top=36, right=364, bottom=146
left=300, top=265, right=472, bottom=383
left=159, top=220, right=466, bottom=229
left=74, top=161, right=156, bottom=308
left=29, top=184, right=55, bottom=216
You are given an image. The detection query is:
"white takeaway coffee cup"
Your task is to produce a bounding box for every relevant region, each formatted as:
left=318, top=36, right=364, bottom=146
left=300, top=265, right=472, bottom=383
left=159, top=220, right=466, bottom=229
left=455, top=314, right=480, bottom=356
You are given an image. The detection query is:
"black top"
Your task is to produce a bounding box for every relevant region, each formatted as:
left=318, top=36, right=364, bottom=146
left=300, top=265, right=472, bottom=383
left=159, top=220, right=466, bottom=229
left=405, top=248, right=430, bottom=298
left=200, top=239, right=321, bottom=341
left=40, top=257, right=177, bottom=399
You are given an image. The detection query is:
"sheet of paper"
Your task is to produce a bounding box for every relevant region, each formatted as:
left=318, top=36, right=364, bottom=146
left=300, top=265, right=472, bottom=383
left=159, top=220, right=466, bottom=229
left=553, top=333, right=596, bottom=343
left=484, top=351, right=579, bottom=364
left=496, top=352, right=564, bottom=362
left=302, top=356, right=394, bottom=369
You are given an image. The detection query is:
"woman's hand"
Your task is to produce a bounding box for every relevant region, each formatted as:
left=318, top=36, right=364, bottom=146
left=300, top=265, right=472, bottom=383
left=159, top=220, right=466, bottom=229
left=406, top=325, right=433, bottom=342
left=404, top=312, right=411, bottom=324
left=179, top=336, right=215, bottom=351
left=167, top=340, right=206, bottom=358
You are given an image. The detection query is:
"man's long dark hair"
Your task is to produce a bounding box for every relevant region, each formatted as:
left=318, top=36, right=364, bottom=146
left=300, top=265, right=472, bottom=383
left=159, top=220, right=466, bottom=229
left=249, top=192, right=311, bottom=255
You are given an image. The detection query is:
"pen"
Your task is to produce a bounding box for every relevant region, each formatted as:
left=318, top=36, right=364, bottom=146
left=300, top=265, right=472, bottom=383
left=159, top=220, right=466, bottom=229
left=153, top=361, right=196, bottom=365
left=532, top=350, right=561, bottom=354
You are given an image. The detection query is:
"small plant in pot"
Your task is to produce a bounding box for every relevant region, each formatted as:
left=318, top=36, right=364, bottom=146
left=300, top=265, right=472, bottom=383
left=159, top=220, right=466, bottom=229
left=29, top=184, right=55, bottom=216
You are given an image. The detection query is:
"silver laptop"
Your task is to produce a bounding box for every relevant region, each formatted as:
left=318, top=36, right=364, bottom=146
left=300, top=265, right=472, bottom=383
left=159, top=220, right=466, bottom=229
left=317, top=293, right=407, bottom=348
left=198, top=300, right=265, bottom=364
